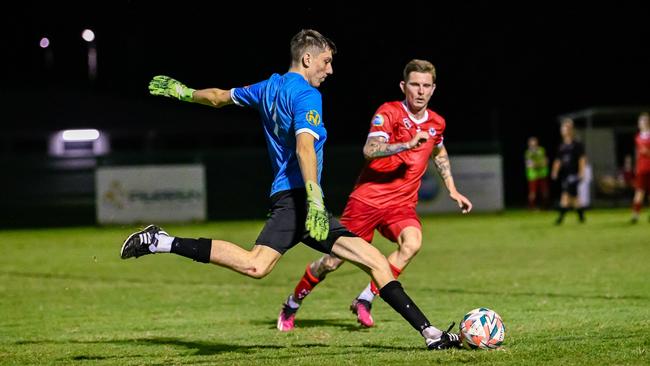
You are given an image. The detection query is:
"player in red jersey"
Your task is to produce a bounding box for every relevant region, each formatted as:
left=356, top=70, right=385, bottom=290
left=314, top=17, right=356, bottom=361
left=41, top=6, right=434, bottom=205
left=631, top=112, right=650, bottom=223
left=277, top=59, right=472, bottom=331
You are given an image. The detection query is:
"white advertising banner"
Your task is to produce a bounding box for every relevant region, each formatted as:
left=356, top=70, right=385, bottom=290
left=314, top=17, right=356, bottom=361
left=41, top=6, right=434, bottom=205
left=417, top=155, right=503, bottom=213
left=96, top=165, right=206, bottom=224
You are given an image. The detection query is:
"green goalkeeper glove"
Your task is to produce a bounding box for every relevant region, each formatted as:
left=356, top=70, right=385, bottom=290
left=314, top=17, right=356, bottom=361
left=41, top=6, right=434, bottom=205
left=305, top=180, right=329, bottom=241
left=148, top=75, right=196, bottom=102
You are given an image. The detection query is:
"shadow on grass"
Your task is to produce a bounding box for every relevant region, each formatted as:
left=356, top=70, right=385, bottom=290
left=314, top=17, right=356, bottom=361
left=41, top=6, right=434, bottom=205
left=251, top=317, right=365, bottom=332
left=118, top=337, right=287, bottom=355
left=16, top=337, right=284, bottom=355
left=71, top=355, right=111, bottom=360
left=15, top=336, right=424, bottom=362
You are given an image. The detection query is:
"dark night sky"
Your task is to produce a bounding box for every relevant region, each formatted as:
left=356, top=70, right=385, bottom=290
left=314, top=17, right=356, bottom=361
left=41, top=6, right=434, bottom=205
left=2, top=2, right=649, bottom=202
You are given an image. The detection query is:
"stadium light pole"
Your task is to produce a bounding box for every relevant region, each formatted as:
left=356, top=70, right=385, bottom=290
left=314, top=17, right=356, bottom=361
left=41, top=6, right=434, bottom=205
left=39, top=36, right=53, bottom=70
left=82, top=29, right=97, bottom=81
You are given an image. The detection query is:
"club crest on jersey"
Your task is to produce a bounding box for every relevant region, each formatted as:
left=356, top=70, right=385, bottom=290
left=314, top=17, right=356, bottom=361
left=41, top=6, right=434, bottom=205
left=403, top=119, right=412, bottom=129
left=372, top=114, right=384, bottom=126
left=429, top=127, right=437, bottom=136
left=306, top=110, right=321, bottom=127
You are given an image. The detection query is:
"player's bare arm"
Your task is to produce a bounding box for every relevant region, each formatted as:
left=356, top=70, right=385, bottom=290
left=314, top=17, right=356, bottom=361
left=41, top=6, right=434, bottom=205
left=296, top=132, right=329, bottom=241
left=433, top=145, right=453, bottom=182
left=432, top=145, right=472, bottom=213
left=363, top=136, right=409, bottom=160
left=192, top=88, right=234, bottom=108
left=551, top=158, right=561, bottom=180
left=296, top=133, right=319, bottom=183
left=578, top=155, right=587, bottom=180
left=148, top=75, right=233, bottom=108
left=363, top=131, right=429, bottom=160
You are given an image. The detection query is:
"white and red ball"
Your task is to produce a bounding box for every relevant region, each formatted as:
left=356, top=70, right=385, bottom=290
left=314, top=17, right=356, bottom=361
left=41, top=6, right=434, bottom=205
left=459, top=308, right=505, bottom=349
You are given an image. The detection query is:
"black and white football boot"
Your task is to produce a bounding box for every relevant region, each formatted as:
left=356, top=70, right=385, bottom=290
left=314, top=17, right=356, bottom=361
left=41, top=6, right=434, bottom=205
left=120, top=224, right=168, bottom=259
left=425, top=322, right=462, bottom=350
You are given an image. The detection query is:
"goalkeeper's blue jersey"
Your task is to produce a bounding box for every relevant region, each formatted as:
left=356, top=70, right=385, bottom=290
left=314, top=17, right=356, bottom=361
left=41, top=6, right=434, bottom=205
left=231, top=72, right=327, bottom=196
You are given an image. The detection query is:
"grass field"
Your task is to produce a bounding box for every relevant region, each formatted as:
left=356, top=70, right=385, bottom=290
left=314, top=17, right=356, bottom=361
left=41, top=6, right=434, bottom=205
left=1, top=209, right=649, bottom=365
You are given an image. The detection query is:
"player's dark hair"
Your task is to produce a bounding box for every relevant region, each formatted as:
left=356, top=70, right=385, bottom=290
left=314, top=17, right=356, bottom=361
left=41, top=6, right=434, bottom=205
left=403, top=59, right=436, bottom=82
left=640, top=112, right=649, bottom=119
left=290, top=29, right=337, bottom=64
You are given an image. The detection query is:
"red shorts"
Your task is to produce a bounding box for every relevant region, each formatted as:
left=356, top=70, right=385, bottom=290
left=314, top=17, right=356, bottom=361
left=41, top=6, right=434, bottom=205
left=340, top=198, right=421, bottom=243
left=528, top=178, right=549, bottom=195
left=635, top=171, right=650, bottom=191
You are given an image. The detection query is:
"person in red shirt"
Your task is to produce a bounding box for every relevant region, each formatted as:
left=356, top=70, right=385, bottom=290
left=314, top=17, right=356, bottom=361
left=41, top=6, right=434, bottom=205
left=277, top=59, right=472, bottom=331
left=631, top=112, right=650, bottom=223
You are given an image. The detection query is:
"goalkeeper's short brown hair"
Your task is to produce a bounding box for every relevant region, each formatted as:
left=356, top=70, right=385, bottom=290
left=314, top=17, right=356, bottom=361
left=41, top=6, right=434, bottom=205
left=290, top=29, right=337, bottom=65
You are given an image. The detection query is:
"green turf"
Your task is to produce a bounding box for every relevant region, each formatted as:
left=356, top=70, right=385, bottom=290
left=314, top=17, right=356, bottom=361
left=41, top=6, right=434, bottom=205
left=1, top=209, right=648, bottom=365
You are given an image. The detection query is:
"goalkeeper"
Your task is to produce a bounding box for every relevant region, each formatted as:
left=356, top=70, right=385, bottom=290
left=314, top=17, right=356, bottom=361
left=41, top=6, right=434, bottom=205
left=119, top=29, right=462, bottom=350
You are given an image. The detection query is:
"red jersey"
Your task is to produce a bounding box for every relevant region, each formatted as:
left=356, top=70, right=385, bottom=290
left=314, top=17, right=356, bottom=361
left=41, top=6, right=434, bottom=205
left=636, top=132, right=650, bottom=174
left=349, top=101, right=445, bottom=208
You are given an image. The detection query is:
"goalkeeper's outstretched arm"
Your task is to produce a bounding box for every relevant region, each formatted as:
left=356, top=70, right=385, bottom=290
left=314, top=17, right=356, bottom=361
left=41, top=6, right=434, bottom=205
left=192, top=88, right=233, bottom=108
left=148, top=75, right=233, bottom=108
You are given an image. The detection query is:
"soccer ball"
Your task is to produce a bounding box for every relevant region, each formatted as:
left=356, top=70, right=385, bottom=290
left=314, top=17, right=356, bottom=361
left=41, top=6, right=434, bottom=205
left=459, top=307, right=505, bottom=349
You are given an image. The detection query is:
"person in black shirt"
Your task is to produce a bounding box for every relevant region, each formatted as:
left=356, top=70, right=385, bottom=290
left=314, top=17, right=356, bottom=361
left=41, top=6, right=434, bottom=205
left=551, top=118, right=587, bottom=224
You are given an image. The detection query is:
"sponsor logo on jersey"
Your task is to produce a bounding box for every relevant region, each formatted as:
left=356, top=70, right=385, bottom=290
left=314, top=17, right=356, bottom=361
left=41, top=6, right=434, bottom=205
left=306, top=110, right=321, bottom=127
left=403, top=119, right=412, bottom=129
left=372, top=114, right=384, bottom=126
left=429, top=127, right=436, bottom=136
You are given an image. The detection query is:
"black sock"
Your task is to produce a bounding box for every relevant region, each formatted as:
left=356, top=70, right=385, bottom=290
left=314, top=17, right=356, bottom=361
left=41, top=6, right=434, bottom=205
left=577, top=208, right=585, bottom=222
left=379, top=280, right=430, bottom=333
left=557, top=207, right=568, bottom=222
left=170, top=237, right=212, bottom=263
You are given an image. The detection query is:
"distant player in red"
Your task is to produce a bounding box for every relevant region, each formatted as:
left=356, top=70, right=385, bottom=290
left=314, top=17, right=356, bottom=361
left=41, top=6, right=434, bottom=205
left=631, top=112, right=650, bottom=223
left=277, top=59, right=472, bottom=331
